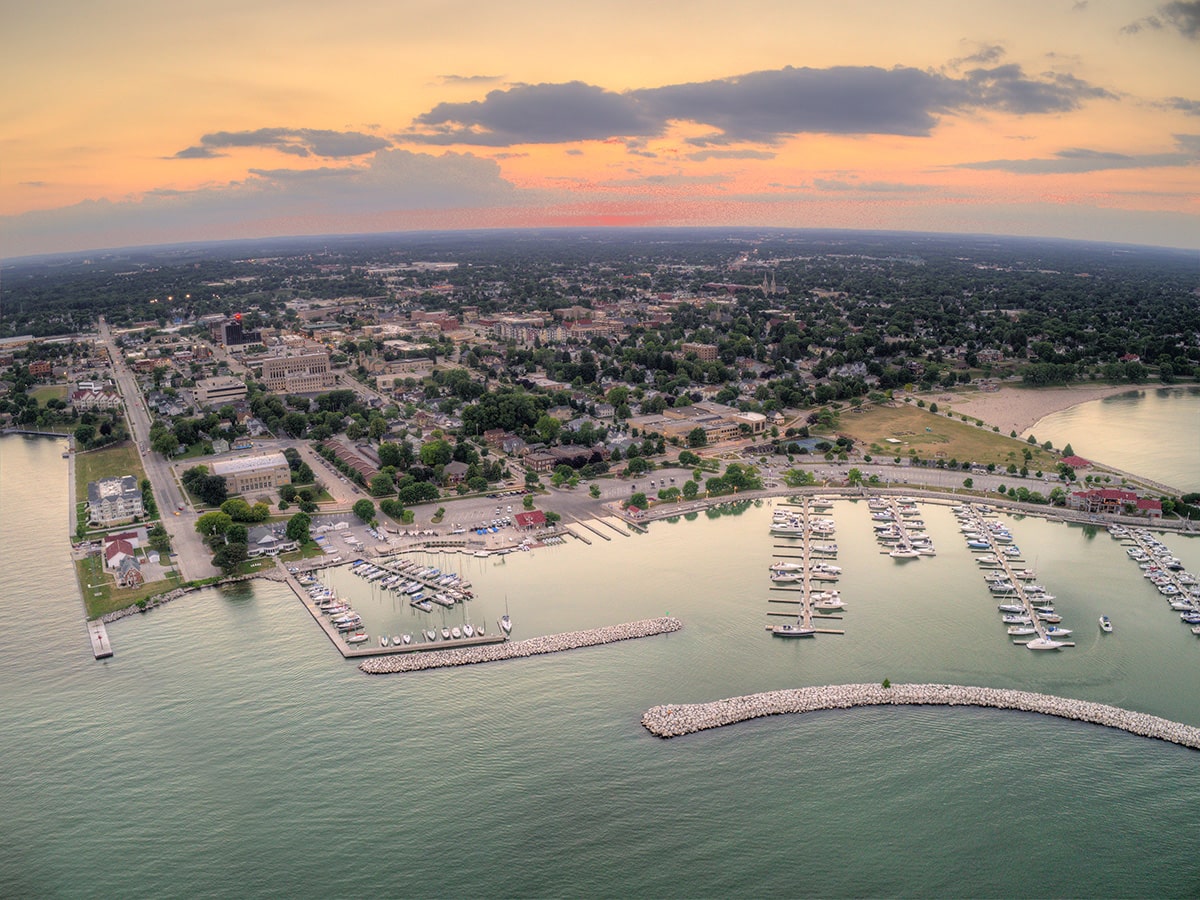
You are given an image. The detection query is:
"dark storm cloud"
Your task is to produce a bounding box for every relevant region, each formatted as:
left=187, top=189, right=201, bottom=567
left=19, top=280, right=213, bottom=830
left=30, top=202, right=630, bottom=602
left=404, top=64, right=1114, bottom=147
left=172, top=128, right=391, bottom=160
left=954, top=136, right=1198, bottom=173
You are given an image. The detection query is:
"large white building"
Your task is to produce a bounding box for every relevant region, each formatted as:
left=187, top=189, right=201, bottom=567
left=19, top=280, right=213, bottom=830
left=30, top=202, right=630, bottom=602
left=87, top=475, right=144, bottom=525
left=260, top=350, right=335, bottom=394
left=209, top=452, right=291, bottom=495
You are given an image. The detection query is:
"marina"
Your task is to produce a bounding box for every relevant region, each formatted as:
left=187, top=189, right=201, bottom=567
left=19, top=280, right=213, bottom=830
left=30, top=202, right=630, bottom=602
left=1111, top=525, right=1200, bottom=634
left=767, top=499, right=844, bottom=638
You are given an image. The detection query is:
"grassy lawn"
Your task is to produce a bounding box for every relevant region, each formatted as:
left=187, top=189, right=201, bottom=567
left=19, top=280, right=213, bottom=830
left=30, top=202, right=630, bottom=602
left=30, top=384, right=68, bottom=404
left=75, top=440, right=148, bottom=501
left=829, top=404, right=1058, bottom=469
left=281, top=540, right=331, bottom=561
left=75, top=554, right=182, bottom=619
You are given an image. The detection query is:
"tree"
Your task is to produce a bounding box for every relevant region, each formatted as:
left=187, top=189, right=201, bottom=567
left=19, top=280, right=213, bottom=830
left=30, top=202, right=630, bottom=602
left=522, top=494, right=534, bottom=510
left=195, top=511, right=233, bottom=537
left=148, top=523, right=172, bottom=554
left=846, top=468, right=864, bottom=486
left=151, top=430, right=180, bottom=456
left=212, top=542, right=248, bottom=573
left=682, top=479, right=699, bottom=500
left=963, top=477, right=974, bottom=489
left=369, top=473, right=395, bottom=497
left=678, top=450, right=701, bottom=466
left=1062, top=443, right=1074, bottom=457
left=687, top=427, right=707, bottom=448
left=419, top=439, right=453, bottom=467
left=589, top=484, right=601, bottom=499
left=353, top=498, right=375, bottom=522
left=74, top=423, right=95, bottom=446
left=629, top=492, right=648, bottom=510
left=226, top=523, right=249, bottom=545
left=286, top=512, right=311, bottom=543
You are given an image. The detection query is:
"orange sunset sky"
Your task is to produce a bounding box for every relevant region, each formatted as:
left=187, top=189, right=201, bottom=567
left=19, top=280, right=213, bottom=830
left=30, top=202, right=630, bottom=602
left=2, top=0, right=1198, bottom=257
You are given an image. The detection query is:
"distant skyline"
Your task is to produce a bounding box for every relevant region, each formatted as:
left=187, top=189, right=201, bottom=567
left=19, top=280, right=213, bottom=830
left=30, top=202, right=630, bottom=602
left=2, top=0, right=1198, bottom=257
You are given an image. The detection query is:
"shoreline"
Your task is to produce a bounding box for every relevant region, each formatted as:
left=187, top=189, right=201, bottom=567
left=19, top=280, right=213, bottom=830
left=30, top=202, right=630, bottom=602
left=940, top=383, right=1147, bottom=437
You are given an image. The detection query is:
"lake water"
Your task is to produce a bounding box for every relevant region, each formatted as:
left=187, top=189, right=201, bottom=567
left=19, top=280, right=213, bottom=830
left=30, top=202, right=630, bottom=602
left=1031, top=386, right=1200, bottom=492
left=4, top=388, right=1200, bottom=898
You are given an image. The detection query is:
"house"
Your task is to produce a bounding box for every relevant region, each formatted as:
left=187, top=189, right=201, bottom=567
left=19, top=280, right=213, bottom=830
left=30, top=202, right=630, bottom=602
left=246, top=526, right=299, bottom=557
left=104, top=538, right=136, bottom=570
left=117, top=555, right=144, bottom=587
left=1060, top=455, right=1091, bottom=469
left=443, top=460, right=470, bottom=484
left=525, top=451, right=557, bottom=473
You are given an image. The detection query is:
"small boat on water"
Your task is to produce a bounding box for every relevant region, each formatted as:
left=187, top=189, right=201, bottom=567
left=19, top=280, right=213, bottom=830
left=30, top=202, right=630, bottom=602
left=451, top=626, right=462, bottom=639
left=401, top=633, right=412, bottom=645
left=379, top=635, right=389, bottom=647
left=476, top=621, right=485, bottom=636
left=441, top=627, right=451, bottom=640
left=346, top=632, right=369, bottom=644
left=424, top=629, right=437, bottom=642
left=1007, top=625, right=1037, bottom=636
left=499, top=615, right=512, bottom=634
left=1044, top=626, right=1073, bottom=639
left=1099, top=615, right=1113, bottom=633
left=463, top=624, right=474, bottom=638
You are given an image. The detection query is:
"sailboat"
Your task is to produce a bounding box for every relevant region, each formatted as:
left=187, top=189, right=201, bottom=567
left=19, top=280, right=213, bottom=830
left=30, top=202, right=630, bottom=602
left=500, top=595, right=513, bottom=635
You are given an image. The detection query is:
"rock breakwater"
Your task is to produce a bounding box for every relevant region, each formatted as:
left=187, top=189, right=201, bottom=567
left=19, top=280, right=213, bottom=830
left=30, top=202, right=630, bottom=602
left=641, top=683, right=1200, bottom=750
left=360, top=616, right=683, bottom=674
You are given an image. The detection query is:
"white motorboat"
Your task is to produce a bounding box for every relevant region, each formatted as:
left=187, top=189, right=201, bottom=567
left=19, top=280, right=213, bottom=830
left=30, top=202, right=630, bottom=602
left=769, top=561, right=805, bottom=573
left=463, top=623, right=474, bottom=638
left=345, top=632, right=369, bottom=644
left=451, top=626, right=462, bottom=639
left=770, top=571, right=803, bottom=583
left=812, top=596, right=845, bottom=610
left=889, top=545, right=921, bottom=559
left=379, top=635, right=389, bottom=647
left=1007, top=625, right=1037, bottom=636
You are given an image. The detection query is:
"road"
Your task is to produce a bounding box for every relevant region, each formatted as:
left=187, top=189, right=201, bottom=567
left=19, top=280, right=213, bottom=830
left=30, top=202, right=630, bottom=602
left=98, top=318, right=218, bottom=581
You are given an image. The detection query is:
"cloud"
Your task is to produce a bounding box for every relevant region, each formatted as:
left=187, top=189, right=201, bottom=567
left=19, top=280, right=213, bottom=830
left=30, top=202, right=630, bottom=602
left=1124, top=1, right=1200, bottom=38
left=173, top=127, right=391, bottom=160
left=812, top=178, right=935, bottom=193
left=404, top=64, right=1113, bottom=147
left=1165, top=96, right=1200, bottom=114
left=949, top=43, right=1007, bottom=68
left=439, top=74, right=505, bottom=85
left=407, top=81, right=661, bottom=145
left=953, top=135, right=1199, bottom=173
left=1, top=149, right=538, bottom=257
left=686, top=149, right=777, bottom=162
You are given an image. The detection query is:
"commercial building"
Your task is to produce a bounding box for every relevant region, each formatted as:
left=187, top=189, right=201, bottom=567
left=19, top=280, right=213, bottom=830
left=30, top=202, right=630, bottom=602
left=210, top=452, right=292, bottom=495
left=681, top=342, right=719, bottom=362
left=87, top=475, right=145, bottom=525
left=194, top=376, right=248, bottom=407
left=260, top=351, right=336, bottom=394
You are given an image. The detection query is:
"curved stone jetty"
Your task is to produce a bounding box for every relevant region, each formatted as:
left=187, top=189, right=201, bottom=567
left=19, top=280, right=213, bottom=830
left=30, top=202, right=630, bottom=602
left=641, top=683, right=1200, bottom=750
left=360, top=616, right=683, bottom=674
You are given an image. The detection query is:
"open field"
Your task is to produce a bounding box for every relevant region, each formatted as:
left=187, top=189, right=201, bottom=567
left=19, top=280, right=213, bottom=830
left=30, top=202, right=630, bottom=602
left=830, top=404, right=1059, bottom=469
left=29, top=384, right=68, bottom=404
left=74, top=440, right=147, bottom=501
left=75, top=555, right=181, bottom=620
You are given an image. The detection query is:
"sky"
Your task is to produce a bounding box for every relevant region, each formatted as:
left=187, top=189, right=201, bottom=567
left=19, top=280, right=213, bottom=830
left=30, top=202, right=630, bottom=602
left=2, top=0, right=1199, bottom=257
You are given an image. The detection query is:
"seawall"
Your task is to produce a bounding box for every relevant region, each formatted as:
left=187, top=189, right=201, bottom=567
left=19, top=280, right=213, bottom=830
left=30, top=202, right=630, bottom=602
left=360, top=616, right=682, bottom=674
left=641, top=683, right=1200, bottom=750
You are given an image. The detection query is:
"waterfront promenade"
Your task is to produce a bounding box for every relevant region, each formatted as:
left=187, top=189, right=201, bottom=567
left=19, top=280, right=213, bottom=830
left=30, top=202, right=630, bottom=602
left=641, top=683, right=1200, bottom=749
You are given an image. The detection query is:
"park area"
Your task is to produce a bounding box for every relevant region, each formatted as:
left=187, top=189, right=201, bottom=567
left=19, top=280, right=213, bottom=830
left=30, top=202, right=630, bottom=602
left=829, top=404, right=1059, bottom=470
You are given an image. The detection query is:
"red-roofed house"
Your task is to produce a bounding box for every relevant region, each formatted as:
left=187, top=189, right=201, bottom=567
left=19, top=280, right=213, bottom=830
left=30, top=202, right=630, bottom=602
left=1060, top=455, right=1091, bottom=469
left=514, top=510, right=546, bottom=530
left=104, top=538, right=136, bottom=569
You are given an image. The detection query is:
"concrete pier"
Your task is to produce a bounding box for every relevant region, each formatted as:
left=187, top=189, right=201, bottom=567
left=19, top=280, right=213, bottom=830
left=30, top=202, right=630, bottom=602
left=360, top=616, right=683, bottom=674
left=87, top=620, right=113, bottom=659
left=641, top=683, right=1200, bottom=750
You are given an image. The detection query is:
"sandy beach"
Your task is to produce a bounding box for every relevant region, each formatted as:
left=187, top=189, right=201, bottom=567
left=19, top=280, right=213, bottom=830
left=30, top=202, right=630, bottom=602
left=938, top=383, right=1138, bottom=437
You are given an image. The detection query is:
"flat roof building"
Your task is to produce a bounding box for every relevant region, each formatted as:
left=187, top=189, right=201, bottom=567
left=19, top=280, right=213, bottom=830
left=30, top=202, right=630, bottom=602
left=195, top=376, right=248, bottom=407
left=210, top=452, right=291, bottom=496
left=260, top=350, right=336, bottom=394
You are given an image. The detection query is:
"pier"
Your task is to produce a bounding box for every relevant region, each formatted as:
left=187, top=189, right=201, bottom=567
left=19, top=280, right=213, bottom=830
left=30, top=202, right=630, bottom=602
left=640, top=683, right=1200, bottom=750
left=360, top=616, right=683, bottom=673
left=87, top=620, right=113, bottom=659
left=1114, top=526, right=1200, bottom=633
left=767, top=499, right=842, bottom=637
left=956, top=504, right=1073, bottom=649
